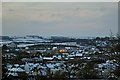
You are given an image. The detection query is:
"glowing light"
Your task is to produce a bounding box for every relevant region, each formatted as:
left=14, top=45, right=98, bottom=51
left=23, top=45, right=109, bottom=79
left=59, top=49, right=65, bottom=53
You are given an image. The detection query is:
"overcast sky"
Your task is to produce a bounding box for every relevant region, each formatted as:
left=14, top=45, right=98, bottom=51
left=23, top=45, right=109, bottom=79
left=2, top=2, right=118, bottom=38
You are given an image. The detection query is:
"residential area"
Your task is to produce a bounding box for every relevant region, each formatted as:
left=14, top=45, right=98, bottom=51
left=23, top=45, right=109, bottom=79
left=1, top=35, right=120, bottom=80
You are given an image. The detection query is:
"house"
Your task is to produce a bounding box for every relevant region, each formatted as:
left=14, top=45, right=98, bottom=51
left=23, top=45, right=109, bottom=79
left=8, top=42, right=17, bottom=49
left=43, top=57, right=54, bottom=61
left=2, top=53, right=16, bottom=60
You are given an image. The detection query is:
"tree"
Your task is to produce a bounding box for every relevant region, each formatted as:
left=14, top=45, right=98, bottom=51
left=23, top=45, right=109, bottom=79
left=113, top=34, right=120, bottom=52
left=81, top=62, right=99, bottom=79
left=2, top=45, right=7, bottom=54
left=113, top=66, right=120, bottom=78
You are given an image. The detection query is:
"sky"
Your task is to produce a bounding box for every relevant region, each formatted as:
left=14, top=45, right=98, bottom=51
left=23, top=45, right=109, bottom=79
left=2, top=0, right=120, bottom=2
left=2, top=2, right=118, bottom=38
left=0, top=2, right=2, bottom=36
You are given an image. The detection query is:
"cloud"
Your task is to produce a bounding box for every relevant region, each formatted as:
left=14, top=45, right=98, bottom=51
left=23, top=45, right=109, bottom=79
left=2, top=2, right=118, bottom=37
left=0, top=2, right=2, bottom=36
left=2, top=0, right=119, bottom=2
left=3, top=2, right=117, bottom=22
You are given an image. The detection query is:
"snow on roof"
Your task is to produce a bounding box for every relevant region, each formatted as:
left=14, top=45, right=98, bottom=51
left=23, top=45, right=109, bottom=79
left=8, top=72, right=18, bottom=76
left=68, top=55, right=75, bottom=57
left=7, top=64, right=13, bottom=68
left=13, top=38, right=51, bottom=43
left=55, top=63, right=61, bottom=66
left=43, top=57, right=53, bottom=60
left=52, top=47, right=57, bottom=50
left=41, top=70, right=47, bottom=75
left=20, top=65, right=25, bottom=67
left=0, top=41, right=12, bottom=45
left=28, top=63, right=34, bottom=66
left=17, top=44, right=35, bottom=47
left=8, top=68, right=25, bottom=72
left=65, top=47, right=71, bottom=49
left=46, top=63, right=55, bottom=69
left=56, top=55, right=62, bottom=59
left=76, top=53, right=83, bottom=57
left=69, top=58, right=74, bottom=60
left=14, top=64, right=19, bottom=67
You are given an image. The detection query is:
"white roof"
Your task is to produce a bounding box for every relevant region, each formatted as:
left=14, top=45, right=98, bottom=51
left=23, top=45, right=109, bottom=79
left=13, top=38, right=50, bottom=43
left=7, top=64, right=13, bottom=68
left=41, top=70, right=47, bottom=75
left=14, top=64, right=19, bottom=67
left=43, top=57, right=53, bottom=60
left=0, top=41, right=12, bottom=45
left=46, top=63, right=55, bottom=69
left=8, top=68, right=25, bottom=72
left=8, top=72, right=18, bottom=76
left=68, top=55, right=75, bottom=57
left=17, top=44, right=35, bottom=47
left=76, top=53, right=83, bottom=56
